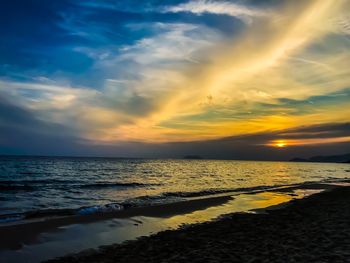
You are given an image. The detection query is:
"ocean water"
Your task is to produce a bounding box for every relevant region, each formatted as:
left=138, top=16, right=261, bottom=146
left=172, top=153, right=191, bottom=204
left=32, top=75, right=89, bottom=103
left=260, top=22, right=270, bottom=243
left=0, top=156, right=349, bottom=222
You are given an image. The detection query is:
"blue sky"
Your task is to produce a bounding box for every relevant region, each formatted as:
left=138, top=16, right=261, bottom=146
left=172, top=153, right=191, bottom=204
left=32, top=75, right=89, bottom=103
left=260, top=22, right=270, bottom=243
left=0, top=0, right=244, bottom=85
left=1, top=0, right=350, bottom=159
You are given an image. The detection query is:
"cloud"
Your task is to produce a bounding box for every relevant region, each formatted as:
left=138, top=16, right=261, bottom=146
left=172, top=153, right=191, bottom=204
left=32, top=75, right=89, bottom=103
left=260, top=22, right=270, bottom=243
left=118, top=22, right=220, bottom=64
left=143, top=121, right=350, bottom=160
left=164, top=0, right=273, bottom=24
left=4, top=1, right=350, bottom=143
left=214, top=122, right=350, bottom=151
left=113, top=0, right=350, bottom=143
left=327, top=12, right=350, bottom=35
left=0, top=93, right=86, bottom=155
left=1, top=0, right=350, bottom=157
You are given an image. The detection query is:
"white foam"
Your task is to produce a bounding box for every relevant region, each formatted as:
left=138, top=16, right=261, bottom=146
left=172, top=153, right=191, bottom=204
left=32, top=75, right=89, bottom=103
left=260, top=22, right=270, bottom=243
left=0, top=214, right=24, bottom=224
left=77, top=203, right=124, bottom=215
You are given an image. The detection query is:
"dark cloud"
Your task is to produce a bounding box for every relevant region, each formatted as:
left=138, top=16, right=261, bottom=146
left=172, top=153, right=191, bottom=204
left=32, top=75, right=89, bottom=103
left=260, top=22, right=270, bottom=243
left=0, top=95, right=81, bottom=155
left=1, top=98, right=349, bottom=160
left=0, top=96, right=41, bottom=128
left=218, top=122, right=350, bottom=142
left=132, top=122, right=350, bottom=160
left=278, top=123, right=350, bottom=139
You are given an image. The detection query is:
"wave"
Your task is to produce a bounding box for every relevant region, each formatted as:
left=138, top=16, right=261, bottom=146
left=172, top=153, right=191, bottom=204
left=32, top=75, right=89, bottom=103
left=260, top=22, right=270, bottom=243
left=77, top=203, right=124, bottom=215
left=161, top=185, right=275, bottom=198
left=0, top=185, right=272, bottom=223
left=2, top=179, right=343, bottom=224
left=0, top=179, right=78, bottom=185
left=79, top=182, right=158, bottom=189
left=0, top=214, right=24, bottom=224
left=0, top=203, right=126, bottom=223
left=0, top=208, right=76, bottom=223
left=0, top=184, right=281, bottom=222
left=0, top=183, right=35, bottom=191
left=158, top=179, right=350, bottom=199
left=0, top=179, right=80, bottom=192
left=0, top=180, right=158, bottom=191
left=18, top=171, right=39, bottom=175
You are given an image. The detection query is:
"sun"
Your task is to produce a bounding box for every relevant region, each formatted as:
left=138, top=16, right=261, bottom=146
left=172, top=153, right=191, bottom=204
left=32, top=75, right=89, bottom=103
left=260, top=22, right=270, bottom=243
left=274, top=140, right=287, bottom=148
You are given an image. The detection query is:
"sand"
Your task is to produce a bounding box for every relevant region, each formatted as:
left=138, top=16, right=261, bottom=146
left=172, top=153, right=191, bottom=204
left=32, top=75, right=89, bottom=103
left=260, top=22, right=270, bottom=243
left=45, top=186, right=350, bottom=263
left=0, top=195, right=232, bottom=250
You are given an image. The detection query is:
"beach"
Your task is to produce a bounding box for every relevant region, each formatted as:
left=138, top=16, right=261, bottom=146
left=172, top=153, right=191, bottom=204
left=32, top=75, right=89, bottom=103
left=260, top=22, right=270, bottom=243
left=2, top=0, right=350, bottom=262
left=43, top=186, right=350, bottom=263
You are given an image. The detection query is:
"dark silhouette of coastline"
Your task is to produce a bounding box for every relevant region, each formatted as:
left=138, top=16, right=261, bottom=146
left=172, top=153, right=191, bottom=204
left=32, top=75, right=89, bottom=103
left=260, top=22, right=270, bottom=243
left=290, top=153, right=350, bottom=163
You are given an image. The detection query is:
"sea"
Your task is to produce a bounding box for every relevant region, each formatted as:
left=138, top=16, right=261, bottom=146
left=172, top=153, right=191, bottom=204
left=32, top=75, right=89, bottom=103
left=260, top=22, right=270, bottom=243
left=0, top=156, right=349, bottom=223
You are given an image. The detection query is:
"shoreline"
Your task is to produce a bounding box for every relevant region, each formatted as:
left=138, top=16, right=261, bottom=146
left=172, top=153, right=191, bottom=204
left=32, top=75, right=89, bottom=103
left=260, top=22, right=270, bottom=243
left=0, top=181, right=343, bottom=250
left=2, top=180, right=346, bottom=224
left=46, top=185, right=350, bottom=263
left=0, top=182, right=348, bottom=262
left=0, top=194, right=233, bottom=251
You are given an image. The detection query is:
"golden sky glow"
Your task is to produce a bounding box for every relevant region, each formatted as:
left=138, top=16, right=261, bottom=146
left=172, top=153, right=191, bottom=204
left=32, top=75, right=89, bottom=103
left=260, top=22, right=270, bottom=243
left=267, top=136, right=350, bottom=148
left=103, top=0, right=350, bottom=145
left=273, top=140, right=287, bottom=148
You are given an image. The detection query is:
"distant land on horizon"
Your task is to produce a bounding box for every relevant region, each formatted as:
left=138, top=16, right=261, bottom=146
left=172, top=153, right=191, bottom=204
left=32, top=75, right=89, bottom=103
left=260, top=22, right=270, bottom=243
left=290, top=153, right=350, bottom=163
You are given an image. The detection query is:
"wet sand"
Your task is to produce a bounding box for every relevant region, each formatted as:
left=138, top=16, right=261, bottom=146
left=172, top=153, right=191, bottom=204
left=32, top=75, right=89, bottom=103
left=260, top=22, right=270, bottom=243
left=0, top=182, right=337, bottom=252
left=0, top=195, right=232, bottom=250
left=46, top=186, right=350, bottom=263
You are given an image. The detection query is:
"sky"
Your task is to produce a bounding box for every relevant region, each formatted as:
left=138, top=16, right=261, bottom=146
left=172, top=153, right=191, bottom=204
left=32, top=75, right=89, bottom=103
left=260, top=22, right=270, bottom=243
left=0, top=0, right=350, bottom=160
